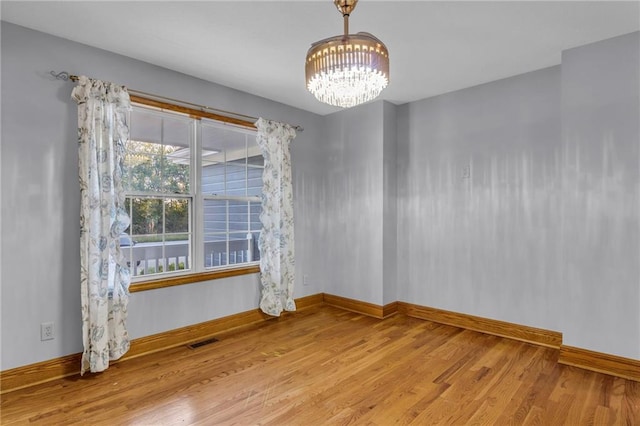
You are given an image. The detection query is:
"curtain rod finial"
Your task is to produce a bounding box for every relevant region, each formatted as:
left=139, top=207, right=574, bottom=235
left=50, top=71, right=79, bottom=81
left=50, top=70, right=70, bottom=81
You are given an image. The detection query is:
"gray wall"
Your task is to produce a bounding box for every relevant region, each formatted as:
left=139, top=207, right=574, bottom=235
left=0, top=22, right=325, bottom=370
left=382, top=102, right=398, bottom=305
left=397, top=66, right=564, bottom=332
left=319, top=101, right=398, bottom=306
left=560, top=33, right=639, bottom=358
left=321, top=102, right=385, bottom=304
left=397, top=32, right=639, bottom=360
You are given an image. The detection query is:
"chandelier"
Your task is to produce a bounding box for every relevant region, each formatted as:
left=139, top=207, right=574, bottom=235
left=305, top=0, right=389, bottom=108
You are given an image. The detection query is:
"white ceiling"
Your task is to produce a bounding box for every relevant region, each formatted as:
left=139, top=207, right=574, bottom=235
left=2, top=1, right=639, bottom=115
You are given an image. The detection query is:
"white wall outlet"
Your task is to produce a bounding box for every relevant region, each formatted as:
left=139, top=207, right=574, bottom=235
left=303, top=274, right=310, bottom=286
left=41, top=322, right=54, bottom=341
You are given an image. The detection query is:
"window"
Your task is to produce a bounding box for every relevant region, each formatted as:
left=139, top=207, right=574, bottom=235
left=121, top=103, right=261, bottom=281
left=201, top=121, right=263, bottom=268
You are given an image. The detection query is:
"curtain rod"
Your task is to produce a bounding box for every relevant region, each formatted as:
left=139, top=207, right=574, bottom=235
left=50, top=71, right=304, bottom=132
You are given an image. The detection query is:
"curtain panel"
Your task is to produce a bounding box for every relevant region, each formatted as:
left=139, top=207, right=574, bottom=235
left=72, top=76, right=132, bottom=374
left=255, top=118, right=297, bottom=316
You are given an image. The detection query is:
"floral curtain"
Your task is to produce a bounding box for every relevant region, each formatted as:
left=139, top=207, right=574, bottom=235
left=72, top=76, right=132, bottom=375
left=255, top=118, right=297, bottom=316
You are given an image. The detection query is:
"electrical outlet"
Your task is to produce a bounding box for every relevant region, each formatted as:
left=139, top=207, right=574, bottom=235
left=303, top=274, right=309, bottom=286
left=41, top=322, right=54, bottom=341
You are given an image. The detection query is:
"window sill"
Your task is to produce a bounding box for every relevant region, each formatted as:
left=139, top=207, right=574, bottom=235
left=129, top=265, right=261, bottom=293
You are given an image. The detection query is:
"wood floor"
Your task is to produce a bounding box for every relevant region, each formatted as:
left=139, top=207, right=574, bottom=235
left=1, top=305, right=638, bottom=425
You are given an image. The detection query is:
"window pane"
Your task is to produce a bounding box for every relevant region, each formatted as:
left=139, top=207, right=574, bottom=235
left=164, top=233, right=190, bottom=273
left=251, top=231, right=261, bottom=262
left=202, top=162, right=259, bottom=197
left=165, top=198, right=190, bottom=233
left=126, top=108, right=191, bottom=194
left=228, top=201, right=248, bottom=232
left=202, top=162, right=226, bottom=196
left=123, top=147, right=161, bottom=192
left=250, top=202, right=262, bottom=231
left=129, top=235, right=192, bottom=277
left=201, top=123, right=248, bottom=155
left=136, top=236, right=190, bottom=276
left=200, top=121, right=261, bottom=197
left=204, top=234, right=228, bottom=268
left=225, top=163, right=248, bottom=197
left=130, top=198, right=163, bottom=235
left=202, top=198, right=259, bottom=268
left=124, top=195, right=192, bottom=277
left=204, top=199, right=227, bottom=234
left=203, top=198, right=227, bottom=268
left=202, top=233, right=257, bottom=268
left=130, top=109, right=162, bottom=143
left=247, top=155, right=264, bottom=197
left=162, top=116, right=189, bottom=147
left=163, top=147, right=190, bottom=194
left=120, top=238, right=136, bottom=274
left=228, top=233, right=250, bottom=265
left=124, top=142, right=190, bottom=193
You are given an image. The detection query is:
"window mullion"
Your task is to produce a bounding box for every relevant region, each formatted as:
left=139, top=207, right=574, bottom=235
left=245, top=134, right=249, bottom=198
left=204, top=195, right=260, bottom=203
left=225, top=201, right=230, bottom=267
left=161, top=195, right=166, bottom=273
left=193, top=119, right=204, bottom=273
left=126, top=191, right=192, bottom=199
left=224, top=146, right=229, bottom=267
left=244, top=134, right=250, bottom=261
left=159, top=117, right=165, bottom=274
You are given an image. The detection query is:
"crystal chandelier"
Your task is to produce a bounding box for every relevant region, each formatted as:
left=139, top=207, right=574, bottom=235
left=305, top=0, right=390, bottom=108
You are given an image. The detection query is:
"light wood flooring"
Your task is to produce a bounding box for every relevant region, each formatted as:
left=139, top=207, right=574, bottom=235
left=1, top=305, right=638, bottom=425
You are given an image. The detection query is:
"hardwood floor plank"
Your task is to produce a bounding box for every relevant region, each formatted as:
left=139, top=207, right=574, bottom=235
left=1, top=305, right=638, bottom=425
left=622, top=380, right=640, bottom=425
left=522, top=405, right=546, bottom=426
left=494, top=356, right=545, bottom=423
